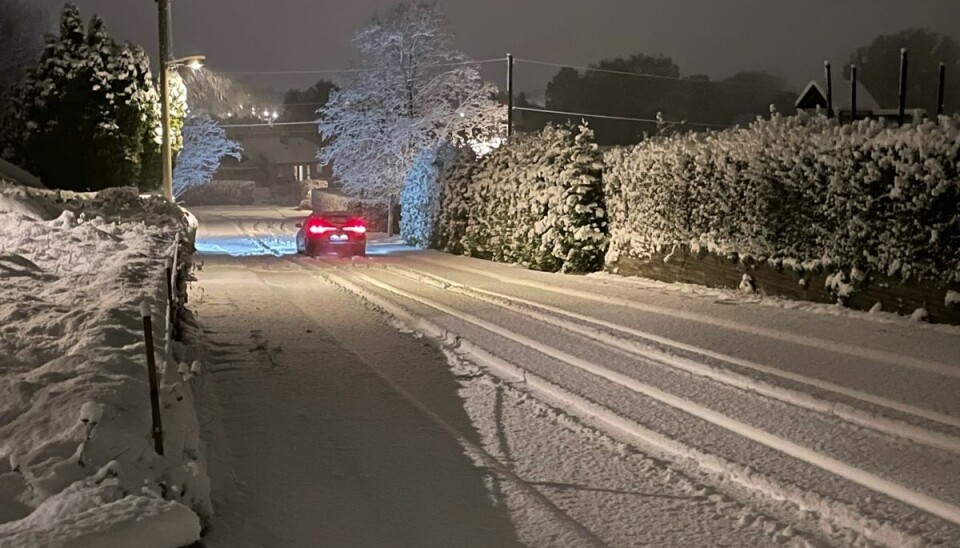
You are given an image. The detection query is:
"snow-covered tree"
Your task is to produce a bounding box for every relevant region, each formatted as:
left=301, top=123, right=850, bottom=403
left=319, top=2, right=504, bottom=235
left=178, top=68, right=277, bottom=121
left=2, top=4, right=175, bottom=191
left=173, top=112, right=242, bottom=198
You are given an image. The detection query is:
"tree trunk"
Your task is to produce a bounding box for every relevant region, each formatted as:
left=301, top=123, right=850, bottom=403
left=387, top=195, right=395, bottom=237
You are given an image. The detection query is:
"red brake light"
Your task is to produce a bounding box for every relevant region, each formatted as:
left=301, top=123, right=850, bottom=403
left=342, top=218, right=366, bottom=234
left=307, top=217, right=336, bottom=235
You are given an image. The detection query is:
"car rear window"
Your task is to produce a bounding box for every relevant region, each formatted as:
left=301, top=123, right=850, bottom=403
left=313, top=212, right=352, bottom=224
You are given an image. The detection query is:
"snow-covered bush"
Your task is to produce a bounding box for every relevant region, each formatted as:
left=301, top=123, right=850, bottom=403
left=433, top=124, right=607, bottom=273
left=604, top=112, right=960, bottom=283
left=400, top=147, right=443, bottom=247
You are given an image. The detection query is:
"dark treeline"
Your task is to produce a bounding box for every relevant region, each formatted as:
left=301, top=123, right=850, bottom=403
left=516, top=29, right=960, bottom=146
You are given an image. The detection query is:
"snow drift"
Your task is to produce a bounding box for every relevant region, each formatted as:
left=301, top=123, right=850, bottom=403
left=0, top=182, right=205, bottom=547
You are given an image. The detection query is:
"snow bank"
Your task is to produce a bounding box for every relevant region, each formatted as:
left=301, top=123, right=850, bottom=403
left=0, top=183, right=206, bottom=547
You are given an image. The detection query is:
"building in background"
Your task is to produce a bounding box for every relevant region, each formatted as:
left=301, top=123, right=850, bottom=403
left=216, top=127, right=333, bottom=186
left=795, top=79, right=881, bottom=120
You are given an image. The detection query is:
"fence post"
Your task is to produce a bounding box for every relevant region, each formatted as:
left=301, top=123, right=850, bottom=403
left=850, top=64, right=858, bottom=122
left=140, top=301, right=164, bottom=456
left=824, top=61, right=833, bottom=118
left=898, top=48, right=908, bottom=125
left=166, top=232, right=181, bottom=341
left=506, top=53, right=514, bottom=137
left=937, top=62, right=946, bottom=117
left=165, top=260, right=174, bottom=341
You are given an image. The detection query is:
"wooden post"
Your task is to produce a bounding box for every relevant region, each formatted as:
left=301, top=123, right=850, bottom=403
left=140, top=302, right=164, bottom=456
left=898, top=48, right=908, bottom=125
left=165, top=261, right=176, bottom=341
left=850, top=65, right=858, bottom=122
left=937, top=62, right=946, bottom=117
left=506, top=53, right=514, bottom=137
left=824, top=61, right=834, bottom=118
left=387, top=194, right=395, bottom=237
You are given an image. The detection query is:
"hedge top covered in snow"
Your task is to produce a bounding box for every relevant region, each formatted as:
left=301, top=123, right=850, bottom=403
left=430, top=124, right=608, bottom=274
left=604, top=112, right=960, bottom=284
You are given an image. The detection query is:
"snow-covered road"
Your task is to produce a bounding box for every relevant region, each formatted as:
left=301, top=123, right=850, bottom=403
left=191, top=206, right=960, bottom=547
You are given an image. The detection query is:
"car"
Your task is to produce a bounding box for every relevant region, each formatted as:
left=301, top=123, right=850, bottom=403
left=295, top=211, right=367, bottom=257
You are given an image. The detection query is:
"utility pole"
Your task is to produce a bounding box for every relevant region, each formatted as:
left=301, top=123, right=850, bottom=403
left=506, top=53, right=514, bottom=138
left=157, top=0, right=173, bottom=200
left=850, top=64, right=858, bottom=123
left=937, top=62, right=946, bottom=117
left=824, top=61, right=833, bottom=118
left=898, top=48, right=908, bottom=126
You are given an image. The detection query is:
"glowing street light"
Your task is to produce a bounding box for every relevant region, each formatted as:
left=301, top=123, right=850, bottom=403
left=159, top=55, right=205, bottom=200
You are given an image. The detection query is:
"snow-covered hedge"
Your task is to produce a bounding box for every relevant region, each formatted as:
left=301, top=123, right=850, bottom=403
left=178, top=180, right=255, bottom=206
left=432, top=125, right=607, bottom=273
left=604, top=113, right=960, bottom=283
left=400, top=148, right=443, bottom=247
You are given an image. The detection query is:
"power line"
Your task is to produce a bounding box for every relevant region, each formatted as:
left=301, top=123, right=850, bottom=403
left=513, top=106, right=731, bottom=128
left=219, top=57, right=507, bottom=76
left=514, top=57, right=751, bottom=87
left=220, top=121, right=317, bottom=128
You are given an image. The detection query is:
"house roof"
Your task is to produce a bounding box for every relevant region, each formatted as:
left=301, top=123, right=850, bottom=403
left=795, top=79, right=881, bottom=112
left=238, top=135, right=320, bottom=166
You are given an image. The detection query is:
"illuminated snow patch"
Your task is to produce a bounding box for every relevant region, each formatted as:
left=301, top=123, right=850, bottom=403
left=194, top=235, right=297, bottom=257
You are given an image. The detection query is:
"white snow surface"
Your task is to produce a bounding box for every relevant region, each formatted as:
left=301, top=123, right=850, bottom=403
left=190, top=207, right=960, bottom=547
left=0, top=183, right=204, bottom=547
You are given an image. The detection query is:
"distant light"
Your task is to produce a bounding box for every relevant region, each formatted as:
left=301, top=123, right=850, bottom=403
left=459, top=112, right=465, bottom=118
left=272, top=111, right=279, bottom=119
left=262, top=110, right=270, bottom=118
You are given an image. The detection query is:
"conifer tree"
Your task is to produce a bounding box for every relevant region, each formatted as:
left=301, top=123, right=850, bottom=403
left=3, top=4, right=176, bottom=191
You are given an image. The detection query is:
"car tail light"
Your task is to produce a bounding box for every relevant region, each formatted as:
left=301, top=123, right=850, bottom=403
left=307, top=218, right=336, bottom=235
left=342, top=218, right=367, bottom=234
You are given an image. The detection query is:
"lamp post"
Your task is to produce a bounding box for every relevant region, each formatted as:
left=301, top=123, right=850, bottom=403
left=156, top=0, right=204, bottom=200
left=160, top=55, right=204, bottom=199
left=157, top=0, right=173, bottom=199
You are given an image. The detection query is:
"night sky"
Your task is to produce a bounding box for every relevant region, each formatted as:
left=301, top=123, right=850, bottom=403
left=34, top=0, right=960, bottom=96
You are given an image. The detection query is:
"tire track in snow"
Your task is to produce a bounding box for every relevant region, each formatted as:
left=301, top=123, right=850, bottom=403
left=382, top=264, right=960, bottom=451
left=330, top=266, right=960, bottom=536
left=315, top=263, right=931, bottom=547
left=409, top=257, right=960, bottom=380
left=265, top=256, right=612, bottom=548
left=231, top=219, right=283, bottom=256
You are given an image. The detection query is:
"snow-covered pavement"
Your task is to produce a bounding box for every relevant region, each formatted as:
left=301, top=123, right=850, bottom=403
left=192, top=206, right=960, bottom=547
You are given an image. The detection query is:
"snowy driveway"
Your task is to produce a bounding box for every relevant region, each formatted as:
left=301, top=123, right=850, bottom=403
left=191, top=206, right=960, bottom=547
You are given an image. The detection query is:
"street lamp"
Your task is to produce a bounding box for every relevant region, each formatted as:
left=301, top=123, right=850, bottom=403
left=160, top=55, right=204, bottom=199
left=159, top=56, right=205, bottom=201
